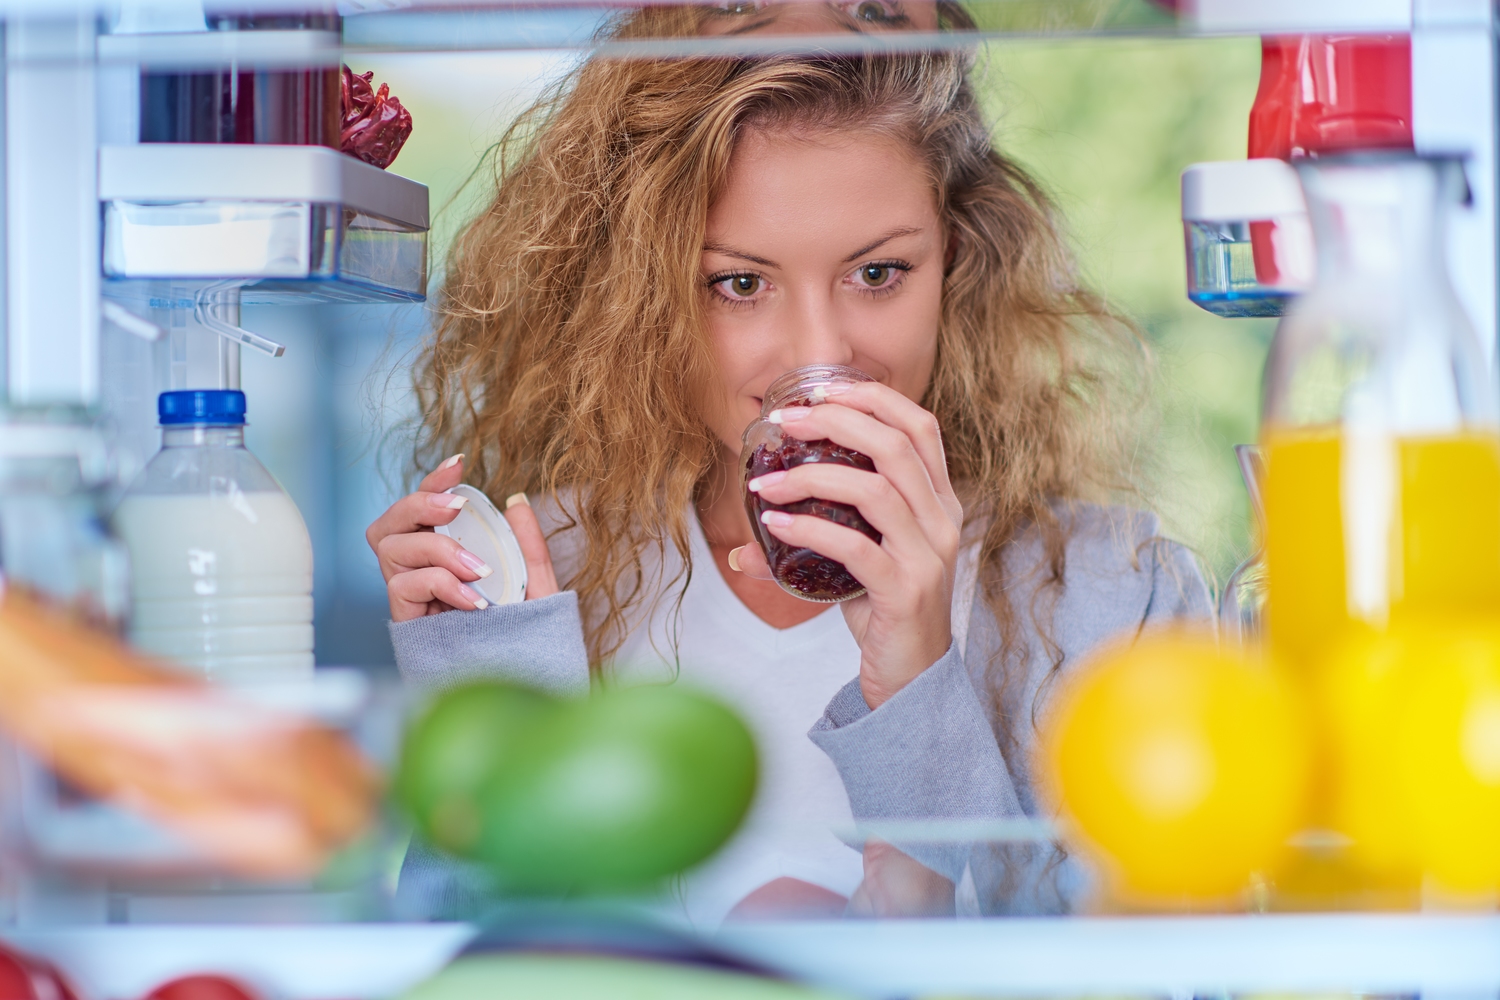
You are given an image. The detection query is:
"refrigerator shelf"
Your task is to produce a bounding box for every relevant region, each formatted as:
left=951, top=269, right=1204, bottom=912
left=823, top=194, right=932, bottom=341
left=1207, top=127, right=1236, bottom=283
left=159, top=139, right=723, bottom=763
left=99, top=145, right=428, bottom=304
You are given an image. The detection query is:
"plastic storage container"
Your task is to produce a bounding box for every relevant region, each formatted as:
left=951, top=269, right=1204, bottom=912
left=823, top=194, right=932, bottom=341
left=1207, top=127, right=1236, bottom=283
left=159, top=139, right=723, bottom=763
left=112, top=390, right=314, bottom=682
left=1181, top=158, right=1312, bottom=317
left=741, top=365, right=880, bottom=603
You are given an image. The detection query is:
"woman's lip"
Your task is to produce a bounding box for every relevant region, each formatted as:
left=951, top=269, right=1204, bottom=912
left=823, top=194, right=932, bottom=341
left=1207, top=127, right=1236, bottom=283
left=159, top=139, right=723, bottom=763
left=752, top=397, right=763, bottom=408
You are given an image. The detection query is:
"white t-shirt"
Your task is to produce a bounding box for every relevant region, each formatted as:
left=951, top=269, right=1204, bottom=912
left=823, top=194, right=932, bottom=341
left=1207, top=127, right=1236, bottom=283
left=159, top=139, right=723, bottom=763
left=610, top=516, right=865, bottom=928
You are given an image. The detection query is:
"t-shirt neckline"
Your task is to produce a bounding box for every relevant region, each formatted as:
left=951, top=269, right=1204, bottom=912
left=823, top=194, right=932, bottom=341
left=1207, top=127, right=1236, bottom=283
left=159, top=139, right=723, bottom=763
left=687, top=512, right=843, bottom=644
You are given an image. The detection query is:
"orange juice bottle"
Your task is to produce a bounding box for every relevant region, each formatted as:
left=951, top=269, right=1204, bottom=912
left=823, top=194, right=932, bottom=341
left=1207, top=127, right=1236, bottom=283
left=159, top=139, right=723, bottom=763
left=1256, top=155, right=1497, bottom=908
left=1264, top=428, right=1500, bottom=668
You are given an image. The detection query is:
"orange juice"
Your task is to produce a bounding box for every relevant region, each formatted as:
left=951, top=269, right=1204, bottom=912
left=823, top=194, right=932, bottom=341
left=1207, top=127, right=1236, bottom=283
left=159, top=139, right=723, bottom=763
left=1264, top=428, right=1500, bottom=667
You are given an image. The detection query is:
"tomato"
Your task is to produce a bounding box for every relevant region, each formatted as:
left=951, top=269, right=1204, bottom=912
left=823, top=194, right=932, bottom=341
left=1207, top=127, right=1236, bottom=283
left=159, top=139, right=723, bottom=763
left=394, top=682, right=558, bottom=857
left=144, top=976, right=257, bottom=1000
left=477, top=684, right=758, bottom=892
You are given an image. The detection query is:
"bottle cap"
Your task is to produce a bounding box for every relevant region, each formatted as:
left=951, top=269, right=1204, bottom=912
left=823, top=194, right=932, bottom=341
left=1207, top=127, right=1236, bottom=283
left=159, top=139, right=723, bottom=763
left=434, top=484, right=528, bottom=606
left=159, top=390, right=247, bottom=426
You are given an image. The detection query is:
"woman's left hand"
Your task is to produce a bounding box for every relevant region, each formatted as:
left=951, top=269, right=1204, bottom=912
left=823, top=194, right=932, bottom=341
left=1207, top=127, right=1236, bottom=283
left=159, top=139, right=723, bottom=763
left=732, top=382, right=963, bottom=709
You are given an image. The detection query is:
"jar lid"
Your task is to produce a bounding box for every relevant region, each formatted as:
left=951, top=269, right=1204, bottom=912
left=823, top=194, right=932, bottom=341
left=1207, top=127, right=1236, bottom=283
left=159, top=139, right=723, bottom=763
left=159, top=390, right=246, bottom=426
left=433, top=484, right=528, bottom=606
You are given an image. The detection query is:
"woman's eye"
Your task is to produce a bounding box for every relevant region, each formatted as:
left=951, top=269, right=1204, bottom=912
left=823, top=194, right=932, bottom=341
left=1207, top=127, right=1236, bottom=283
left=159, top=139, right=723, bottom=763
left=844, top=0, right=901, bottom=23
left=718, top=1, right=765, bottom=14
left=859, top=264, right=894, bottom=287
left=720, top=274, right=762, bottom=297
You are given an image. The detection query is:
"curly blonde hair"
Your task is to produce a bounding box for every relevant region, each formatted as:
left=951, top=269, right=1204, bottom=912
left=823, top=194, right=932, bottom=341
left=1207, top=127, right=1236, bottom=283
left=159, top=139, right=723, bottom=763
left=412, top=7, right=1145, bottom=718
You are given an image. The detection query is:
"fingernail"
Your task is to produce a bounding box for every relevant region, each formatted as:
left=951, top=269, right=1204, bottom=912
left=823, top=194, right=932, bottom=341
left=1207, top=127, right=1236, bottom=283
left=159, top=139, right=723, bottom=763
left=811, top=382, right=853, bottom=400
left=727, top=546, right=743, bottom=572
left=747, top=471, right=786, bottom=493
left=505, top=492, right=530, bottom=509
left=767, top=407, right=811, bottom=425
left=457, top=549, right=494, bottom=578
left=440, top=453, right=464, bottom=470
left=459, top=584, right=489, bottom=610
left=429, top=493, right=467, bottom=510
left=760, top=510, right=795, bottom=528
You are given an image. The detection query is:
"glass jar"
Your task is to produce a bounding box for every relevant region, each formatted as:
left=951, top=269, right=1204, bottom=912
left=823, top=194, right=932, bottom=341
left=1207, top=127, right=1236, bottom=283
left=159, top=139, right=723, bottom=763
left=1261, top=153, right=1498, bottom=669
left=112, top=390, right=314, bottom=683
left=741, top=365, right=881, bottom=602
left=137, top=14, right=341, bottom=147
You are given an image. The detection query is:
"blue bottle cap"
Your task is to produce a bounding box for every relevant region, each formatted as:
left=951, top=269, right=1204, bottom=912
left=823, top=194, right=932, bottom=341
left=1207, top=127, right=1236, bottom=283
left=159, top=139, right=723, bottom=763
left=158, top=390, right=247, bottom=426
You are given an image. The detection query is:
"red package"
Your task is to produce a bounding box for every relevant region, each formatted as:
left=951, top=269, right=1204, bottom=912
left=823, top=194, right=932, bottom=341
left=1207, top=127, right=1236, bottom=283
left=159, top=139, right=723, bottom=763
left=340, top=65, right=413, bottom=169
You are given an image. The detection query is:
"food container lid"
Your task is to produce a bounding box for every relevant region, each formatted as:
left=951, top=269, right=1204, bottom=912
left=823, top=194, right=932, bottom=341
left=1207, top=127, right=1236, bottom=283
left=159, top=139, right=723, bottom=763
left=1181, top=158, right=1307, bottom=222
left=433, top=484, right=527, bottom=607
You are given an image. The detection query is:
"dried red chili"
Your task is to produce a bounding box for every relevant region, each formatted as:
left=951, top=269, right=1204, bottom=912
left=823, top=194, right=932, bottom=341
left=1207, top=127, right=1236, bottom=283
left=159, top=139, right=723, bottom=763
left=340, top=65, right=413, bottom=169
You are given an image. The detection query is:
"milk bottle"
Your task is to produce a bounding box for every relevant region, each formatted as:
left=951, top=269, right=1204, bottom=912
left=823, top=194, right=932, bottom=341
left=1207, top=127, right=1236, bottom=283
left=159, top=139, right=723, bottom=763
left=112, top=390, right=314, bottom=682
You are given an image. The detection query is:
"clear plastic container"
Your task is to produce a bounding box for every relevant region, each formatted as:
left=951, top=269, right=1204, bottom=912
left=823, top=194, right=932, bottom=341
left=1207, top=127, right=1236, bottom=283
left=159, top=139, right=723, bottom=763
left=111, top=389, right=314, bottom=683
left=740, top=365, right=880, bottom=603
left=1181, top=159, right=1313, bottom=317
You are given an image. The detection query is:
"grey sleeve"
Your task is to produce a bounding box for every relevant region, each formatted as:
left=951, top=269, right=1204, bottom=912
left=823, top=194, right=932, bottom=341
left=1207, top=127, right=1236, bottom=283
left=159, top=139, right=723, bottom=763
left=1142, top=537, right=1215, bottom=626
left=388, top=590, right=590, bottom=697
left=807, top=645, right=1023, bottom=884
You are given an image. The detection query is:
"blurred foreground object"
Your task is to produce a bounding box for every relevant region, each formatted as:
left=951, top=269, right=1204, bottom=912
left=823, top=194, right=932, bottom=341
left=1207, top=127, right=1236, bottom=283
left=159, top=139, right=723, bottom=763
left=397, top=681, right=756, bottom=893
left=340, top=66, right=413, bottom=169
left=1043, top=631, right=1310, bottom=907
left=0, top=586, right=378, bottom=878
left=1311, top=620, right=1500, bottom=902
left=0, top=939, right=79, bottom=1000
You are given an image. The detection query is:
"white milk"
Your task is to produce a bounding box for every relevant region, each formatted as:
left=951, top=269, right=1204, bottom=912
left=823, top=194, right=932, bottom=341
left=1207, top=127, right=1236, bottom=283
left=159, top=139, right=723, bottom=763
left=113, top=489, right=314, bottom=683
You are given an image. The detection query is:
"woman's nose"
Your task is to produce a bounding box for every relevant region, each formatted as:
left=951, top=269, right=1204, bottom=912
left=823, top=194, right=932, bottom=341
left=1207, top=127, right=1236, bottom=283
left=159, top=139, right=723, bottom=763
left=785, top=292, right=855, bottom=369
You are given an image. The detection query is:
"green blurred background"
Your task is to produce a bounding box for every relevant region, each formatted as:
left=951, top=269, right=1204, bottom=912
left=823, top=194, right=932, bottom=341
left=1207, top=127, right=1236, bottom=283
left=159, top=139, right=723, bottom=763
left=266, top=25, right=1276, bottom=667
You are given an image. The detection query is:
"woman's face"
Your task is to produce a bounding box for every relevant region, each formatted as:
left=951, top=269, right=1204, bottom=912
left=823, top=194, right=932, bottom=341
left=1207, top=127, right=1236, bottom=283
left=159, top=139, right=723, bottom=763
left=699, top=128, right=945, bottom=452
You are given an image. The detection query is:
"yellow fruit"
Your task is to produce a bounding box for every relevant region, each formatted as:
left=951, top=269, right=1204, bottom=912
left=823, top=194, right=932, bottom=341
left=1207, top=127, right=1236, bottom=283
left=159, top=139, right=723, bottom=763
left=1316, top=627, right=1423, bottom=890
left=1394, top=621, right=1500, bottom=895
left=1043, top=631, right=1311, bottom=905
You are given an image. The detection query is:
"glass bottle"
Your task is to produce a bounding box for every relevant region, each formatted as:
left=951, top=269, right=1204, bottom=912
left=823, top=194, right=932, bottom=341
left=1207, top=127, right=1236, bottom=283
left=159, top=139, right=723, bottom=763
left=741, top=365, right=880, bottom=602
left=1261, top=153, right=1498, bottom=669
left=112, top=390, right=314, bottom=683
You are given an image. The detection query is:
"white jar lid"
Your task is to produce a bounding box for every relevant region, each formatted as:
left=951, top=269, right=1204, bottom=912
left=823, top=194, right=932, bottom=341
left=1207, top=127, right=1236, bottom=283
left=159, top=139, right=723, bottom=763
left=434, top=484, right=528, bottom=606
left=1181, top=158, right=1308, bottom=222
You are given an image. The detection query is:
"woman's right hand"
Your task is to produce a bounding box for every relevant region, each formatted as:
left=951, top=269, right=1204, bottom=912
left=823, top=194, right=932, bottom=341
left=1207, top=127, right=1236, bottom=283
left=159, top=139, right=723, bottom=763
left=365, top=455, right=560, bottom=622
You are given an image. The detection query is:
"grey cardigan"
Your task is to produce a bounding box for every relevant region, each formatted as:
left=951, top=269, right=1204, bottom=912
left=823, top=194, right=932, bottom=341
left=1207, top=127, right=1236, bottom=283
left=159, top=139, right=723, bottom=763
left=388, top=503, right=1213, bottom=918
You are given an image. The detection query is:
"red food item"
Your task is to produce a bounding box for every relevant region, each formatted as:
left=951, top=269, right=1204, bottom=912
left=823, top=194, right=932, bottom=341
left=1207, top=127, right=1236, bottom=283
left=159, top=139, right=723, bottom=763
left=340, top=65, right=413, bottom=169
left=145, top=975, right=258, bottom=1000
left=0, top=942, right=80, bottom=1000
left=745, top=434, right=882, bottom=601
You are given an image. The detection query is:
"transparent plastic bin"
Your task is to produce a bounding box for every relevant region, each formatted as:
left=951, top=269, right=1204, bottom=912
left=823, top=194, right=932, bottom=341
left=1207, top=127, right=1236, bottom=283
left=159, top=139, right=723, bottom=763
left=1182, top=159, right=1312, bottom=318
left=103, top=201, right=427, bottom=303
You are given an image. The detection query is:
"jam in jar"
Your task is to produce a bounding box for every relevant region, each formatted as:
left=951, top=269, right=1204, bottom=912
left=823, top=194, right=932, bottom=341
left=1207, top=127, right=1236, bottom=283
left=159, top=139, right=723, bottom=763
left=741, top=365, right=882, bottom=602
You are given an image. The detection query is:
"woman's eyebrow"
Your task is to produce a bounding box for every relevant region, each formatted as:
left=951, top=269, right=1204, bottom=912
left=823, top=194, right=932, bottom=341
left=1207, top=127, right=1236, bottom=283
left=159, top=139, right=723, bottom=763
left=702, top=241, right=779, bottom=268
left=842, top=226, right=923, bottom=262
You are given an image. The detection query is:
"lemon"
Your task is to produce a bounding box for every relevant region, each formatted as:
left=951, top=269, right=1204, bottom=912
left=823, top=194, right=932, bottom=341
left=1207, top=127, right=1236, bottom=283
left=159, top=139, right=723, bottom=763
left=1314, top=626, right=1423, bottom=895
left=1043, top=630, right=1311, bottom=905
left=1393, top=620, right=1500, bottom=894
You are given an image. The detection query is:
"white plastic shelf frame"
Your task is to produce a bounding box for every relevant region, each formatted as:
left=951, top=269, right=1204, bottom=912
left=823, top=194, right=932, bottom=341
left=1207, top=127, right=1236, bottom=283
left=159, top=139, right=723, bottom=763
left=99, top=144, right=429, bottom=305
left=7, top=915, right=1500, bottom=999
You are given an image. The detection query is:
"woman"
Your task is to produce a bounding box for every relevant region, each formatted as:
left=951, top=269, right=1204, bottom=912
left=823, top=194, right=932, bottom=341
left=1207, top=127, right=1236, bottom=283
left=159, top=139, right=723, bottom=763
left=368, top=4, right=1212, bottom=923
